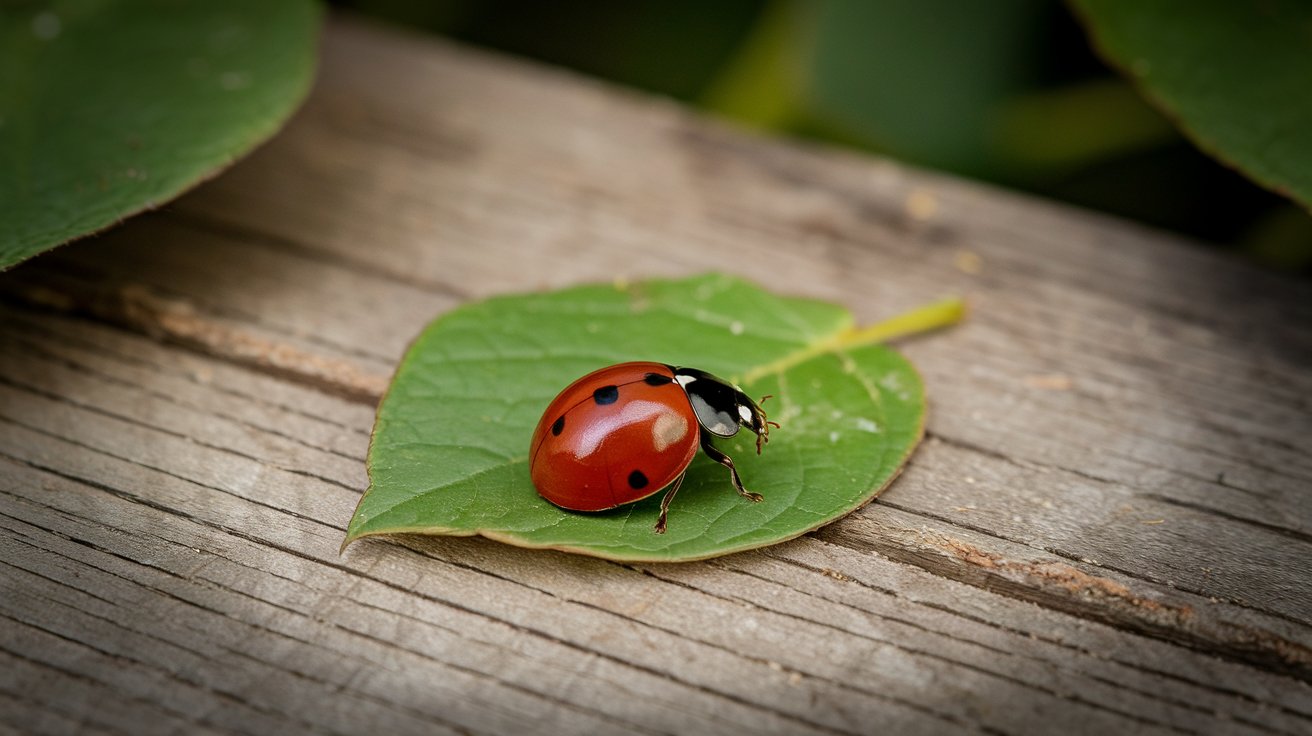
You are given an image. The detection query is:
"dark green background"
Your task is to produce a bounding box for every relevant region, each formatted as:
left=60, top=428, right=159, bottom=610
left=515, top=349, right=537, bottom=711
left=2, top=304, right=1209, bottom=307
left=337, top=0, right=1311, bottom=270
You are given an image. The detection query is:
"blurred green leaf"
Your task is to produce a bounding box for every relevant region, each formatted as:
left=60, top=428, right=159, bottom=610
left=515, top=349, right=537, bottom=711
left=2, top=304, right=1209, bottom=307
left=0, top=0, right=321, bottom=270
left=1071, top=0, right=1312, bottom=211
left=992, top=79, right=1175, bottom=178
left=701, top=0, right=808, bottom=130
left=805, top=0, right=1047, bottom=175
left=345, top=275, right=962, bottom=562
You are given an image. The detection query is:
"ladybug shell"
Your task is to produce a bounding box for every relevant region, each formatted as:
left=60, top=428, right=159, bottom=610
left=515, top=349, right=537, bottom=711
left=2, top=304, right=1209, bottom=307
left=530, top=362, right=699, bottom=512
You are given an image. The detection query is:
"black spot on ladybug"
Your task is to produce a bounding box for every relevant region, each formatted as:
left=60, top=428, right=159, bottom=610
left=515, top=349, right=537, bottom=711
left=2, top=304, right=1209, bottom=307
left=551, top=416, right=565, bottom=436
left=643, top=373, right=673, bottom=386
left=628, top=470, right=649, bottom=490
left=594, top=385, right=619, bottom=405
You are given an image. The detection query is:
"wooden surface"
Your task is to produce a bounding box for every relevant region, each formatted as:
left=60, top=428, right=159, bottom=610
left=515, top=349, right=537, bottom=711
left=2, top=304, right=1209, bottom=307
left=3, top=16, right=1311, bottom=735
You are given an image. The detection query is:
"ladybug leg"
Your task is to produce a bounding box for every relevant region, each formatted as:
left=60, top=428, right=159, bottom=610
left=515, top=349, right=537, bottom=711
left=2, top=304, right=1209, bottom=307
left=654, top=471, right=686, bottom=535
left=700, top=436, right=764, bottom=503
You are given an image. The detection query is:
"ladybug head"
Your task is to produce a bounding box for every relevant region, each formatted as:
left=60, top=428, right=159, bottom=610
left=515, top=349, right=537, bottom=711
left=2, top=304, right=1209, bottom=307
left=672, top=367, right=781, bottom=454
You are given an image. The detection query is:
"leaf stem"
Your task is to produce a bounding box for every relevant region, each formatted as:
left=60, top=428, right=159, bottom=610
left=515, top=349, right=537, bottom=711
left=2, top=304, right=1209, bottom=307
left=845, top=296, right=967, bottom=345
left=741, top=296, right=965, bottom=385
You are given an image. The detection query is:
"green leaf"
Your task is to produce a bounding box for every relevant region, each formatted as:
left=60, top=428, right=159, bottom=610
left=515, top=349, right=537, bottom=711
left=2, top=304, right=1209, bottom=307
left=805, top=0, right=1049, bottom=176
left=0, top=0, right=321, bottom=270
left=1070, top=0, right=1312, bottom=211
left=345, top=275, right=962, bottom=562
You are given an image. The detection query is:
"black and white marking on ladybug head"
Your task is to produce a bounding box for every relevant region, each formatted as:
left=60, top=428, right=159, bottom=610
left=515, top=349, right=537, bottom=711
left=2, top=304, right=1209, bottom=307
left=671, top=367, right=778, bottom=451
left=737, top=404, right=754, bottom=423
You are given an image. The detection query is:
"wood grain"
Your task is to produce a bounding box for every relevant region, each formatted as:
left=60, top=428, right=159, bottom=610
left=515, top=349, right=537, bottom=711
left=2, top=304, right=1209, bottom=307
left=2, top=15, right=1310, bottom=735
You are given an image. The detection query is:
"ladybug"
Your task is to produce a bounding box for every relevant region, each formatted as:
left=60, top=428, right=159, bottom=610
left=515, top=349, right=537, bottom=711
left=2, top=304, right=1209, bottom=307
left=529, top=362, right=779, bottom=533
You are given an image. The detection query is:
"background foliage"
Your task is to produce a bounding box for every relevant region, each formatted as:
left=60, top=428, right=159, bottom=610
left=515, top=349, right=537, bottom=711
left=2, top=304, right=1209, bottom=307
left=341, top=0, right=1312, bottom=271
left=6, top=1, right=1306, bottom=271
left=0, top=0, right=320, bottom=270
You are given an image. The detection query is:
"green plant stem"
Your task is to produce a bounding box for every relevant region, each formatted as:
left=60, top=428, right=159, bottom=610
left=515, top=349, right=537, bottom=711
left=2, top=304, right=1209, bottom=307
left=741, top=297, right=965, bottom=385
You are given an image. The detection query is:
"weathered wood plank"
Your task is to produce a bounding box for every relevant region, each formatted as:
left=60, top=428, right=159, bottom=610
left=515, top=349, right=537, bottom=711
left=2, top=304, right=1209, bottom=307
left=2, top=310, right=1308, bottom=733
left=5, top=296, right=1308, bottom=681
left=2, top=13, right=1310, bottom=735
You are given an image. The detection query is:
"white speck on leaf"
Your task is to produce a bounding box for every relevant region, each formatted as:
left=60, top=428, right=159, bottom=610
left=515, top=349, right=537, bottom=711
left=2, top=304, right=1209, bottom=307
left=829, top=431, right=840, bottom=444
left=32, top=12, right=60, bottom=40
left=729, top=320, right=744, bottom=335
left=854, top=418, right=879, bottom=433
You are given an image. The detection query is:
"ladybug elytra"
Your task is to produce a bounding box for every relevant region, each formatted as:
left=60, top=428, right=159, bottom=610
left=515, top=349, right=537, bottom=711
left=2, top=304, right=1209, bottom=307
left=529, top=362, right=779, bottom=533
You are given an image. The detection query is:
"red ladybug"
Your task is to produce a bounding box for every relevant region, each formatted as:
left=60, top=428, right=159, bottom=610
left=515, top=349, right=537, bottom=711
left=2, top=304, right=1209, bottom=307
left=529, top=362, right=779, bottom=533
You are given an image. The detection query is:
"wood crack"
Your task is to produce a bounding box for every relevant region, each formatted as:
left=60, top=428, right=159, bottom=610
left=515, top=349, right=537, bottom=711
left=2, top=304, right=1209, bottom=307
left=2, top=286, right=388, bottom=405
left=2, top=310, right=372, bottom=438
left=819, top=515, right=1312, bottom=683
left=763, top=550, right=1312, bottom=723
left=922, top=433, right=1311, bottom=603
left=0, top=372, right=365, bottom=495
left=4, top=328, right=368, bottom=464
left=0, top=413, right=343, bottom=534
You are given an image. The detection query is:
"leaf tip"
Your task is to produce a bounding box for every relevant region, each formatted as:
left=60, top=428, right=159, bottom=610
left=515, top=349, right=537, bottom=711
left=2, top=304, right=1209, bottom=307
left=940, top=295, right=969, bottom=326
left=339, top=522, right=371, bottom=555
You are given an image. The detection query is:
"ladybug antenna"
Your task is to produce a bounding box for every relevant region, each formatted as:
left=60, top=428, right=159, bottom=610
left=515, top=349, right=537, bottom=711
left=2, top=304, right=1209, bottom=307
left=753, top=396, right=779, bottom=454
left=759, top=397, right=781, bottom=430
